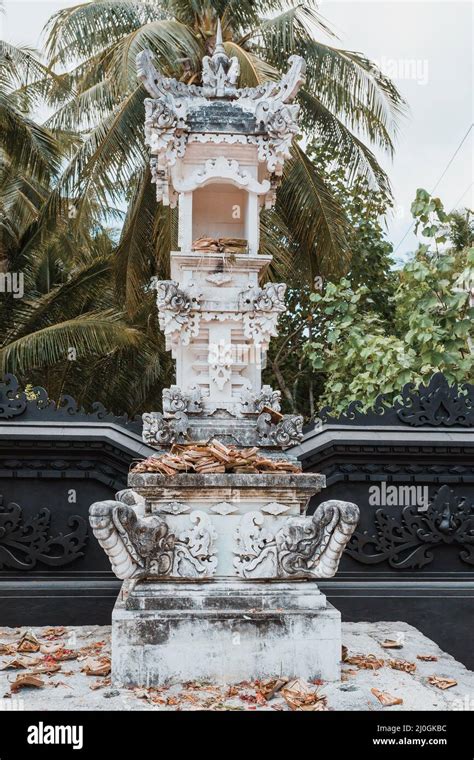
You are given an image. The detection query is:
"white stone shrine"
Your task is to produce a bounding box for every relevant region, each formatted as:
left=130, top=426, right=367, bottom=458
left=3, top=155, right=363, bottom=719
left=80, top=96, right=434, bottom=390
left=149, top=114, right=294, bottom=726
left=89, top=23, right=359, bottom=686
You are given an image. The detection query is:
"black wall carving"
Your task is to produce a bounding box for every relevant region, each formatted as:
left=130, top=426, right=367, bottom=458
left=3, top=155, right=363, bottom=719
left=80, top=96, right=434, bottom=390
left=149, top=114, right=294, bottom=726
left=0, top=373, right=142, bottom=431
left=346, top=485, right=474, bottom=569
left=318, top=373, right=474, bottom=428
left=0, top=496, right=88, bottom=570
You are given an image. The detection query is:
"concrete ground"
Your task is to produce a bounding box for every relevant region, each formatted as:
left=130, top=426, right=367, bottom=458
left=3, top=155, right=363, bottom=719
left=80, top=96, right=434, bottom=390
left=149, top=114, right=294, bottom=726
left=0, top=621, right=473, bottom=711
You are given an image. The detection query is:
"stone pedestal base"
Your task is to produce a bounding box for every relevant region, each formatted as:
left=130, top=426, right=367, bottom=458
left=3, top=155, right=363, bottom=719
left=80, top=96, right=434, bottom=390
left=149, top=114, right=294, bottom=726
left=112, top=580, right=342, bottom=686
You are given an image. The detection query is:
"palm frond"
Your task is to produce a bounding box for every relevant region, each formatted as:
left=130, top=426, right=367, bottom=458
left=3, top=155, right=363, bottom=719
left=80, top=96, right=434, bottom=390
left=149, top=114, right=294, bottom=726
left=44, top=0, right=162, bottom=67
left=114, top=165, right=157, bottom=315
left=0, top=310, right=142, bottom=375
left=277, top=143, right=350, bottom=279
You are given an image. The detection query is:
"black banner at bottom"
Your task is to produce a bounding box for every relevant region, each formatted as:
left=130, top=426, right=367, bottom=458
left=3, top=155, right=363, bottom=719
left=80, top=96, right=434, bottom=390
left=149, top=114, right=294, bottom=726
left=0, top=710, right=471, bottom=758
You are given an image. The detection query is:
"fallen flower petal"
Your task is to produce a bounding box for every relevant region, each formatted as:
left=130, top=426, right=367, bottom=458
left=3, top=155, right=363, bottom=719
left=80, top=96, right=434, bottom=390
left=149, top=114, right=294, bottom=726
left=0, top=655, right=42, bottom=670
left=380, top=640, right=404, bottom=649
left=280, top=678, right=327, bottom=711
left=17, top=631, right=40, bottom=653
left=41, top=627, right=67, bottom=640
left=258, top=677, right=288, bottom=701
left=80, top=656, right=111, bottom=676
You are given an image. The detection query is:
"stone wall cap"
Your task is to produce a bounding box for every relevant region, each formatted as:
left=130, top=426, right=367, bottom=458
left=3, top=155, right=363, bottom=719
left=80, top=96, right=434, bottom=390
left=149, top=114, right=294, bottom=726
left=128, top=471, right=326, bottom=489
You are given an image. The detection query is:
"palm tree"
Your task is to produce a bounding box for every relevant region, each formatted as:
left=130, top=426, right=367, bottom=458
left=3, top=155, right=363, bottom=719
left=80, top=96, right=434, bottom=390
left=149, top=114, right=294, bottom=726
left=0, top=206, right=172, bottom=412
left=0, top=4, right=170, bottom=411
left=0, top=34, right=63, bottom=270
left=39, top=0, right=405, bottom=318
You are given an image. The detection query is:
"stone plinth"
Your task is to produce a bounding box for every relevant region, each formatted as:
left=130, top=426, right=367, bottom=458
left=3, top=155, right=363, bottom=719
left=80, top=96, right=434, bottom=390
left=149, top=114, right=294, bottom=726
left=112, top=580, right=341, bottom=685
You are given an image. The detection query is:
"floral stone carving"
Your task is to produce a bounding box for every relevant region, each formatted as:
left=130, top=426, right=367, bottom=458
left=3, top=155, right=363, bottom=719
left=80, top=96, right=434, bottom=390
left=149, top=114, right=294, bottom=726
left=142, top=411, right=189, bottom=446
left=241, top=384, right=281, bottom=415
left=152, top=279, right=201, bottom=348
left=239, top=283, right=286, bottom=346
left=162, top=385, right=203, bottom=415
left=256, top=413, right=303, bottom=448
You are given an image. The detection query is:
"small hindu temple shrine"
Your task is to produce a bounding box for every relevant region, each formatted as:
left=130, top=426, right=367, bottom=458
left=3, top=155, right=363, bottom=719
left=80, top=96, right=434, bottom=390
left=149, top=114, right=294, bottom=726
left=90, top=22, right=359, bottom=686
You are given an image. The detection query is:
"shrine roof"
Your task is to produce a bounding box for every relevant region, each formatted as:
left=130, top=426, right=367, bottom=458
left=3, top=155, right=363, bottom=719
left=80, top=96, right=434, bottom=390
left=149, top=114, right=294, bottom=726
left=187, top=100, right=263, bottom=135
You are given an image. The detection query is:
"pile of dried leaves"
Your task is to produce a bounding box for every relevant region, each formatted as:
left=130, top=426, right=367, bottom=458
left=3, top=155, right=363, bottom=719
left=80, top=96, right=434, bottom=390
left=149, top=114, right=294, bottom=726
left=130, top=677, right=327, bottom=711
left=0, top=628, right=111, bottom=695
left=344, top=653, right=385, bottom=670
left=192, top=237, right=248, bottom=254
left=131, top=439, right=300, bottom=476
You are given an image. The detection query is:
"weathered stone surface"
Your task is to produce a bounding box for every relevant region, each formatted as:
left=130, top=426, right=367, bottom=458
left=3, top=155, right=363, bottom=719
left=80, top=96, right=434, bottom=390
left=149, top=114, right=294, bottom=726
left=188, top=101, right=259, bottom=133
left=111, top=580, right=341, bottom=685
left=2, top=622, right=473, bottom=711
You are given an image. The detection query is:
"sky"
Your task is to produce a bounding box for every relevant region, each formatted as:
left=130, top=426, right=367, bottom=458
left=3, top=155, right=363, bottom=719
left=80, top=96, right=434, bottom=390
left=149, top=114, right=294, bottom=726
left=2, top=0, right=473, bottom=262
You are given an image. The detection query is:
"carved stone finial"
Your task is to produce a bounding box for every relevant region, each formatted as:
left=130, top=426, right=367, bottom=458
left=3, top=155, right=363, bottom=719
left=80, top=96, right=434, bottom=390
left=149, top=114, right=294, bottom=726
left=202, top=19, right=240, bottom=97
left=214, top=18, right=225, bottom=56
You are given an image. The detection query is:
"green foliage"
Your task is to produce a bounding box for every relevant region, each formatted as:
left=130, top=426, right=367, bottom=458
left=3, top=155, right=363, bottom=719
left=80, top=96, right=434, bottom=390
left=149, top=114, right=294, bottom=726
left=266, top=143, right=397, bottom=415
left=263, top=284, right=323, bottom=416
left=306, top=190, right=474, bottom=413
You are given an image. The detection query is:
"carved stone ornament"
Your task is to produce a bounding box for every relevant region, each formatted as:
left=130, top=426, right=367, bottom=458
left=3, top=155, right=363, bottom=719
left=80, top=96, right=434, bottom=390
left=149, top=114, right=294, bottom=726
left=211, top=502, right=238, bottom=515
left=234, top=500, right=359, bottom=579
left=142, top=411, right=189, bottom=446
left=174, top=511, right=218, bottom=577
left=239, top=283, right=286, bottom=346
left=347, top=484, right=474, bottom=569
left=208, top=340, right=233, bottom=390
left=0, top=495, right=88, bottom=570
left=241, top=384, right=282, bottom=415
left=233, top=511, right=278, bottom=578
left=152, top=279, right=201, bottom=348
left=173, top=157, right=270, bottom=195
left=205, top=272, right=232, bottom=286
left=89, top=493, right=217, bottom=579
left=159, top=502, right=191, bottom=515
left=162, top=385, right=203, bottom=415
left=256, top=412, right=303, bottom=448
left=0, top=374, right=28, bottom=418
